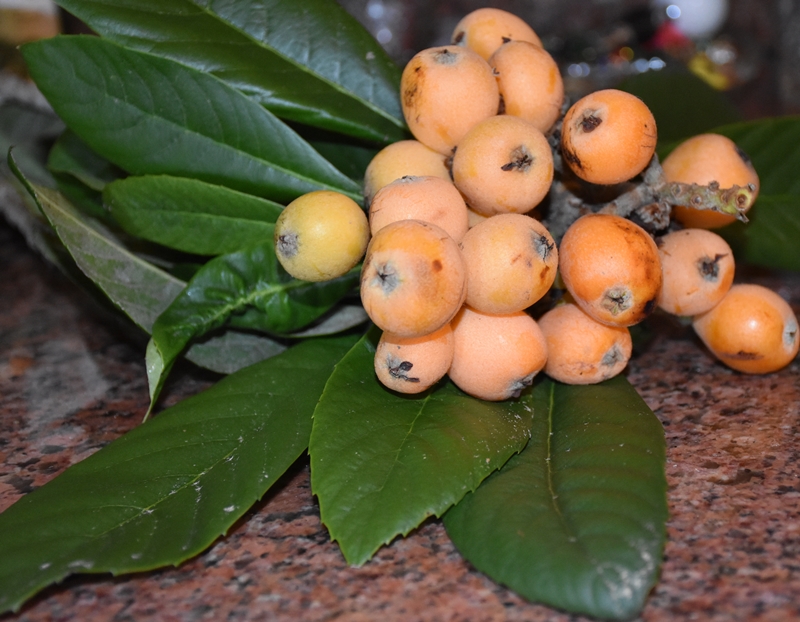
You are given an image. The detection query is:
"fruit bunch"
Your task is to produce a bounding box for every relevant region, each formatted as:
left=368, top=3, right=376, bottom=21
left=274, top=7, right=799, bottom=399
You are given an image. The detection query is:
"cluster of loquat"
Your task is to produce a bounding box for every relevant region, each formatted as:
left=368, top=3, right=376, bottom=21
left=273, top=7, right=799, bottom=401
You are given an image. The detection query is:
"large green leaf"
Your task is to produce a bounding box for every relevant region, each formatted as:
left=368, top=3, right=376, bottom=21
left=11, top=165, right=292, bottom=374
left=21, top=35, right=361, bottom=204
left=105, top=175, right=283, bottom=255
left=47, top=129, right=123, bottom=192
left=148, top=242, right=360, bottom=401
left=444, top=376, right=668, bottom=621
left=54, top=0, right=406, bottom=144
left=310, top=331, right=535, bottom=566
left=0, top=334, right=358, bottom=615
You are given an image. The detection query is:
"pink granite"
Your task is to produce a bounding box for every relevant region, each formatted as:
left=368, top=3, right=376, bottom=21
left=1, top=222, right=799, bottom=622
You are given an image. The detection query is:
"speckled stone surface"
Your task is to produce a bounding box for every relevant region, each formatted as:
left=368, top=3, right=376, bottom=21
left=1, top=219, right=799, bottom=622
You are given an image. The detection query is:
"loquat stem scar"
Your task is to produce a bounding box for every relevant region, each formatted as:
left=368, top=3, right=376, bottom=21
left=387, top=356, right=420, bottom=383
left=371, top=262, right=400, bottom=294
left=697, top=254, right=727, bottom=281
left=277, top=232, right=299, bottom=258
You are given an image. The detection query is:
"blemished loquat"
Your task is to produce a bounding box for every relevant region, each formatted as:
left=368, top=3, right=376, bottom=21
left=360, top=219, right=467, bottom=339
left=489, top=40, right=564, bottom=133
left=559, top=213, right=662, bottom=327
left=374, top=324, right=454, bottom=394
left=459, top=213, right=558, bottom=314
left=368, top=175, right=469, bottom=243
left=400, top=45, right=499, bottom=156
left=451, top=115, right=554, bottom=216
left=692, top=284, right=799, bottom=374
left=662, top=133, right=760, bottom=229
left=448, top=305, right=548, bottom=401
left=451, top=7, right=542, bottom=60
left=657, top=228, right=735, bottom=316
left=274, top=190, right=369, bottom=282
left=561, top=89, right=657, bottom=185
left=363, top=140, right=450, bottom=205
left=538, top=302, right=632, bottom=385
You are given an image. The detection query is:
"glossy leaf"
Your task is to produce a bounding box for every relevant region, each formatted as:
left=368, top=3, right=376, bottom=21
left=105, top=175, right=282, bottom=255
left=11, top=166, right=293, bottom=374
left=21, top=36, right=362, bottom=204
left=310, top=331, right=535, bottom=566
left=149, top=242, right=360, bottom=400
left=444, top=376, right=668, bottom=621
left=54, top=0, right=406, bottom=143
left=0, top=334, right=358, bottom=615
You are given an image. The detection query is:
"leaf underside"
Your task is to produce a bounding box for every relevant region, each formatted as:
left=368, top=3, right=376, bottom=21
left=310, top=331, right=535, bottom=567
left=444, top=376, right=668, bottom=621
left=0, top=334, right=358, bottom=615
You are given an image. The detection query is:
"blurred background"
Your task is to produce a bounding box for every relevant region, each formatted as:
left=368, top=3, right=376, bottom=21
left=336, top=0, right=800, bottom=120
left=1, top=0, right=799, bottom=121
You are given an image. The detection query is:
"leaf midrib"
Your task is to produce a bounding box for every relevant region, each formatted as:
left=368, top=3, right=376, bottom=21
left=59, top=39, right=361, bottom=199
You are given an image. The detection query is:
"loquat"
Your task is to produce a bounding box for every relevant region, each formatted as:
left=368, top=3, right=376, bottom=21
left=459, top=213, right=558, bottom=314
left=368, top=175, right=469, bottom=243
left=538, top=302, right=632, bottom=385
left=451, top=7, right=542, bottom=60
left=662, top=133, right=760, bottom=229
left=692, top=284, right=799, bottom=374
left=274, top=190, right=369, bottom=282
left=360, top=219, right=467, bottom=338
left=489, top=40, right=564, bottom=133
left=657, top=228, right=735, bottom=316
left=374, top=324, right=454, bottom=394
left=559, top=213, right=662, bottom=327
left=400, top=45, right=499, bottom=156
left=561, top=89, right=657, bottom=185
left=363, top=140, right=450, bottom=206
left=451, top=115, right=554, bottom=216
left=448, top=305, right=548, bottom=401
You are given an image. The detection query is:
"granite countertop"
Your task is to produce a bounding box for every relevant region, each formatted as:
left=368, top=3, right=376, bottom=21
left=1, top=218, right=799, bottom=622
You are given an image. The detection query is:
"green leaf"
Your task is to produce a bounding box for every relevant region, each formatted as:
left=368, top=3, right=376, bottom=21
left=21, top=35, right=362, bottom=204
left=0, top=334, right=358, bottom=615
left=310, top=330, right=535, bottom=566
left=620, top=66, right=742, bottom=145
left=444, top=376, right=668, bottom=621
left=54, top=0, right=406, bottom=144
left=716, top=195, right=800, bottom=272
left=47, top=129, right=123, bottom=192
left=11, top=166, right=289, bottom=373
left=149, top=243, right=360, bottom=399
left=105, top=175, right=282, bottom=255
left=714, top=116, right=800, bottom=197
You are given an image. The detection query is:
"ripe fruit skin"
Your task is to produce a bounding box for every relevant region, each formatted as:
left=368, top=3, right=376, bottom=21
left=662, top=133, right=760, bottom=229
left=274, top=190, right=369, bottom=282
left=451, top=115, right=554, bottom=216
left=374, top=324, right=454, bottom=394
left=657, top=228, right=735, bottom=316
left=401, top=45, right=499, bottom=155
left=489, top=40, right=564, bottom=133
left=559, top=213, right=662, bottom=327
left=448, top=306, right=548, bottom=401
left=692, top=284, right=799, bottom=374
left=360, top=219, right=467, bottom=338
left=451, top=7, right=542, bottom=60
left=368, top=175, right=469, bottom=243
left=538, top=302, right=632, bottom=385
left=460, top=213, right=558, bottom=314
left=561, top=89, right=657, bottom=185
left=363, top=140, right=450, bottom=205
